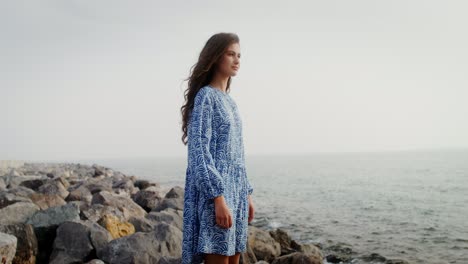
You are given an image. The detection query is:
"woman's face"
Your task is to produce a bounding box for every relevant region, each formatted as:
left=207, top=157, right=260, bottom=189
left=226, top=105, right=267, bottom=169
left=217, top=42, right=241, bottom=77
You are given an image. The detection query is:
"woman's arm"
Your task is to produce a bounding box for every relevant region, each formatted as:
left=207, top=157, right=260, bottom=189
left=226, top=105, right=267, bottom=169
left=188, top=90, right=225, bottom=200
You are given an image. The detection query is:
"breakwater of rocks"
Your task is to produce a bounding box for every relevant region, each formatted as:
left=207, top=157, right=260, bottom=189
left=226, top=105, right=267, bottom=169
left=0, top=162, right=327, bottom=264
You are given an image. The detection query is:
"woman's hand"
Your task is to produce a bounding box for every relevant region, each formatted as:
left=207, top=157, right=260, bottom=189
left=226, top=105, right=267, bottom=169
left=214, top=196, right=233, bottom=229
left=248, top=195, right=255, bottom=223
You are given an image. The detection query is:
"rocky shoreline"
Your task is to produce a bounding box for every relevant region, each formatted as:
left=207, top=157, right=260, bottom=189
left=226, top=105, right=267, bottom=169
left=0, top=162, right=409, bottom=264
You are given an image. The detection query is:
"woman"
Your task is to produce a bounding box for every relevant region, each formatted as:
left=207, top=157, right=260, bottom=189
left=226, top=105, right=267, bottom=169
left=180, top=32, right=255, bottom=264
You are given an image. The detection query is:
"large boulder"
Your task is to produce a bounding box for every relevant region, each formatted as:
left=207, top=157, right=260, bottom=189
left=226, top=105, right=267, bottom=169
left=0, top=223, right=38, bottom=264
left=26, top=203, right=80, bottom=263
left=37, top=179, right=69, bottom=199
left=0, top=202, right=40, bottom=225
left=98, top=214, right=135, bottom=239
left=131, top=187, right=163, bottom=212
left=91, top=191, right=147, bottom=221
left=49, top=221, right=93, bottom=263
left=0, top=232, right=17, bottom=264
left=80, top=204, right=126, bottom=222
left=248, top=226, right=281, bottom=262
left=146, top=208, right=183, bottom=231
left=269, top=228, right=295, bottom=255
left=66, top=185, right=93, bottom=204
left=0, top=192, right=32, bottom=209
left=29, top=193, right=67, bottom=210
left=99, top=222, right=182, bottom=263
left=271, top=252, right=323, bottom=264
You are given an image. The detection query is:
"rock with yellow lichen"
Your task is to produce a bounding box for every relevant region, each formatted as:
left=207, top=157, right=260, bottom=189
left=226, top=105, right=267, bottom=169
left=98, top=214, right=135, bottom=239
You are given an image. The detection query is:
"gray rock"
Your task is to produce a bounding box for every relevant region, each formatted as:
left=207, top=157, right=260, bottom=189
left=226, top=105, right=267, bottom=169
left=271, top=252, right=323, bottom=264
left=48, top=221, right=94, bottom=264
left=0, top=202, right=40, bottom=225
left=19, top=178, right=47, bottom=191
left=132, top=188, right=163, bottom=212
left=128, top=216, right=157, bottom=233
left=37, top=179, right=69, bottom=199
left=81, top=203, right=126, bottom=222
left=324, top=242, right=357, bottom=263
left=269, top=228, right=295, bottom=255
left=0, top=223, right=38, bottom=264
left=113, top=178, right=137, bottom=194
left=153, top=196, right=184, bottom=212
left=26, top=203, right=81, bottom=263
left=29, top=193, right=67, bottom=210
left=359, top=252, right=386, bottom=262
left=164, top=186, right=184, bottom=199
left=66, top=184, right=93, bottom=204
left=147, top=208, right=183, bottom=231
left=83, top=220, right=113, bottom=256
left=85, top=178, right=114, bottom=194
left=385, top=259, right=410, bottom=264
left=91, top=191, right=147, bottom=221
left=158, top=256, right=182, bottom=264
left=26, top=202, right=80, bottom=228
left=6, top=186, right=36, bottom=199
left=134, top=179, right=159, bottom=190
left=0, top=232, right=17, bottom=264
left=248, top=226, right=281, bottom=262
left=86, top=260, right=106, bottom=264
left=99, top=222, right=182, bottom=264
left=291, top=240, right=323, bottom=258
left=1, top=174, right=42, bottom=189
left=0, top=177, right=6, bottom=190
left=0, top=191, right=32, bottom=209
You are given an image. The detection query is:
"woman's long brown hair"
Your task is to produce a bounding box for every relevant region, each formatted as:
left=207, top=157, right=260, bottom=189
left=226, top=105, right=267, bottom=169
left=180, top=32, right=240, bottom=145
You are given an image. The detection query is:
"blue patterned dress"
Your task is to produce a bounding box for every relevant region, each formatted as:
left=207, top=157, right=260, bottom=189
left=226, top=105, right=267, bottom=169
left=182, top=85, right=254, bottom=264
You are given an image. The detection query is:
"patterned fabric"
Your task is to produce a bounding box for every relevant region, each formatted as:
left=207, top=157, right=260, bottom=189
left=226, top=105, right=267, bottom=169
left=182, top=85, right=254, bottom=264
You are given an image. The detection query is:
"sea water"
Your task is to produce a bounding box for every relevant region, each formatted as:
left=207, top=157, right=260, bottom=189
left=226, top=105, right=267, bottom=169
left=88, top=149, right=468, bottom=264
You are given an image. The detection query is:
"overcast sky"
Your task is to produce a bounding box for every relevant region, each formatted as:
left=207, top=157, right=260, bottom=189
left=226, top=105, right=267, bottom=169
left=1, top=0, right=467, bottom=161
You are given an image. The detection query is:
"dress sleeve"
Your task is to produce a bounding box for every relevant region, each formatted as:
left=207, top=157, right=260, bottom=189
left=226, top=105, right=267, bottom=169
left=188, top=90, right=225, bottom=200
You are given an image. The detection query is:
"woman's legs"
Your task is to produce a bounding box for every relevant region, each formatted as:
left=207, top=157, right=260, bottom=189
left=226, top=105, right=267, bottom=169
left=204, top=252, right=241, bottom=264
left=228, top=252, right=241, bottom=264
left=204, top=253, right=229, bottom=264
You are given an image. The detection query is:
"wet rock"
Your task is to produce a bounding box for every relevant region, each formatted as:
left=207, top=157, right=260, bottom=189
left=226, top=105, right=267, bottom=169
left=359, top=252, right=386, bottom=262
left=249, top=226, right=281, bottom=262
left=271, top=252, right=323, bottom=264
left=324, top=242, right=357, bottom=263
left=269, top=228, right=295, bottom=255
left=291, top=240, right=323, bottom=258
left=385, top=259, right=410, bottom=264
